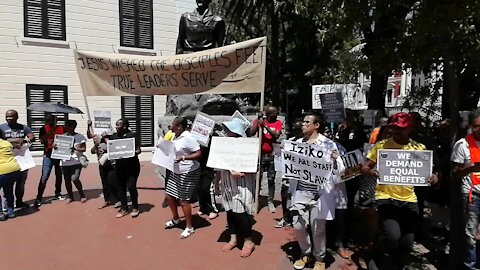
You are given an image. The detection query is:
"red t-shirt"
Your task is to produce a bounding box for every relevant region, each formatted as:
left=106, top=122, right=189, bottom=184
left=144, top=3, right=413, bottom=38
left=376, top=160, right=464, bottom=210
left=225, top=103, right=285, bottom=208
left=252, top=119, right=282, bottom=154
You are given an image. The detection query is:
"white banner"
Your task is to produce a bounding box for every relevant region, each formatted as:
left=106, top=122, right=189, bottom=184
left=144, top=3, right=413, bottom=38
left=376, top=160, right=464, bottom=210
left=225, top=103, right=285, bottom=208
left=107, top=138, right=135, bottom=160
left=151, top=139, right=175, bottom=172
left=51, top=135, right=74, bottom=160
left=74, top=37, right=266, bottom=96
left=282, top=141, right=334, bottom=186
left=207, top=137, right=259, bottom=173
left=191, top=112, right=215, bottom=146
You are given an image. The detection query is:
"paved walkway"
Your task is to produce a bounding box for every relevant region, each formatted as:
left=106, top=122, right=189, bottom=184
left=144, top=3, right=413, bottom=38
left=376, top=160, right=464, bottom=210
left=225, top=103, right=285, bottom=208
left=1, top=163, right=444, bottom=270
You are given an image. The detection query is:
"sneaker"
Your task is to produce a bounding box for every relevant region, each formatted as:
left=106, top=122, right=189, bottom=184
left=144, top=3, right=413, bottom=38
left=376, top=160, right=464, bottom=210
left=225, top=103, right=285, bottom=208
left=0, top=213, right=6, bottom=221
left=180, top=227, right=195, bottom=239
left=115, top=209, right=128, bottom=218
left=6, top=208, right=15, bottom=219
left=15, top=201, right=30, bottom=209
left=274, top=219, right=292, bottom=228
left=33, top=199, right=42, bottom=208
left=80, top=197, right=87, bottom=203
left=268, top=201, right=276, bottom=213
left=55, top=194, right=67, bottom=201
left=113, top=201, right=122, bottom=208
left=312, top=261, right=325, bottom=270
left=208, top=212, right=218, bottom=220
left=293, top=256, right=313, bottom=270
left=131, top=208, right=140, bottom=218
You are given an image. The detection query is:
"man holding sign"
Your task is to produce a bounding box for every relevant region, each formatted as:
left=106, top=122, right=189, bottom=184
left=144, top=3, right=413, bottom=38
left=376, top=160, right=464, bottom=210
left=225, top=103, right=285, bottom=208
left=287, top=112, right=345, bottom=270
left=361, top=113, right=438, bottom=270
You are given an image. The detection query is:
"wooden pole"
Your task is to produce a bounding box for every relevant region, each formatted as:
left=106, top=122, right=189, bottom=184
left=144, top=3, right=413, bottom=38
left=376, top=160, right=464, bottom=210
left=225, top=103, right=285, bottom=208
left=254, top=89, right=265, bottom=214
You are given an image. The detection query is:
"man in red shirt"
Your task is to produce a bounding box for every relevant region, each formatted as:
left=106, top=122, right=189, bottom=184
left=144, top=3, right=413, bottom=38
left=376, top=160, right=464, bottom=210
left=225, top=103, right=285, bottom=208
left=249, top=106, right=282, bottom=212
left=33, top=114, right=66, bottom=207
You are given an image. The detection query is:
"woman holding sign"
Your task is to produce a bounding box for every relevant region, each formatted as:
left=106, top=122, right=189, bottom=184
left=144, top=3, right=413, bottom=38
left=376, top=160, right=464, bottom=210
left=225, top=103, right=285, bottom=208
left=361, top=112, right=438, bottom=270
left=164, top=117, right=201, bottom=239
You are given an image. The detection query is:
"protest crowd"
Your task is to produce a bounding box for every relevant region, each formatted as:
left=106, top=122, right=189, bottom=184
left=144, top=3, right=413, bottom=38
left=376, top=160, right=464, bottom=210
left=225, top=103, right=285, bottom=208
left=1, top=105, right=480, bottom=270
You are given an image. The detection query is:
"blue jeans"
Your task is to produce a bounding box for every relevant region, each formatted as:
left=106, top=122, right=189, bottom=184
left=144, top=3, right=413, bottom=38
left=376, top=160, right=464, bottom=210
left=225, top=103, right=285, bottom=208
left=464, top=192, right=480, bottom=270
left=36, top=156, right=63, bottom=199
left=0, top=171, right=21, bottom=210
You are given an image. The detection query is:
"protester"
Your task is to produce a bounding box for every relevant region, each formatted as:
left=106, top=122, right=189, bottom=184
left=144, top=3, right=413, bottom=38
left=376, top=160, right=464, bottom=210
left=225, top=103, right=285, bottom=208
left=291, top=112, right=345, bottom=270
left=249, top=106, right=282, bottom=213
left=361, top=112, right=438, bottom=270
left=197, top=144, right=218, bottom=219
left=34, top=114, right=66, bottom=207
left=218, top=118, right=256, bottom=257
left=0, top=138, right=22, bottom=220
left=275, top=120, right=303, bottom=228
left=59, top=120, right=87, bottom=203
left=369, top=117, right=388, bottom=144
left=0, top=110, right=35, bottom=208
left=110, top=119, right=141, bottom=218
left=451, top=109, right=480, bottom=270
left=164, top=117, right=201, bottom=239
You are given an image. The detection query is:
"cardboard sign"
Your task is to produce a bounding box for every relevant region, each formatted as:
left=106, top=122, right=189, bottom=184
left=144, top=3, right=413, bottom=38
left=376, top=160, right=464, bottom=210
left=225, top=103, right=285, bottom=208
left=207, top=137, right=259, bottom=173
left=191, top=112, right=215, bottom=146
left=151, top=139, right=175, bottom=172
left=377, top=149, right=433, bottom=186
left=281, top=141, right=334, bottom=186
left=93, top=111, right=112, bottom=134
left=51, top=135, right=74, bottom=160
left=107, top=138, right=135, bottom=160
left=340, top=149, right=364, bottom=181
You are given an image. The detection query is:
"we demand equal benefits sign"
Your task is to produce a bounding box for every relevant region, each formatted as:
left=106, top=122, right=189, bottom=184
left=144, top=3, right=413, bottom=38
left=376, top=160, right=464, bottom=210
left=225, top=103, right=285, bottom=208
left=381, top=151, right=428, bottom=185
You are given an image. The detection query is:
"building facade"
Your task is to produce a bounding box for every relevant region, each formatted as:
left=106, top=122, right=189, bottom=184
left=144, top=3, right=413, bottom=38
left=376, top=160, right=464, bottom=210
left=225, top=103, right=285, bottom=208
left=0, top=0, right=195, bottom=158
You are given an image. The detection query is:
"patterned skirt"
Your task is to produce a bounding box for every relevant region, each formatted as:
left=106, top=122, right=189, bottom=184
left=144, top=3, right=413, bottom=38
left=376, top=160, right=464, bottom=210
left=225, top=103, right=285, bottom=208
left=165, top=168, right=200, bottom=201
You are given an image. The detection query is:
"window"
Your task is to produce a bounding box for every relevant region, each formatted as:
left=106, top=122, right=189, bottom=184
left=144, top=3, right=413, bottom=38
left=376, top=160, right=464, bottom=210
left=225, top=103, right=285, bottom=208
left=121, top=96, right=154, bottom=147
left=26, top=84, right=68, bottom=151
left=386, top=89, right=393, bottom=104
left=24, top=0, right=66, bottom=40
left=120, top=0, right=153, bottom=49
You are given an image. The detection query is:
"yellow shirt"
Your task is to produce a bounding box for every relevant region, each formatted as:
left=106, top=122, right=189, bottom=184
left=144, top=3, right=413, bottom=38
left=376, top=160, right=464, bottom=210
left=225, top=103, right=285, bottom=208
left=367, top=138, right=426, bottom=203
left=163, top=130, right=175, bottom=142
left=0, top=139, right=20, bottom=175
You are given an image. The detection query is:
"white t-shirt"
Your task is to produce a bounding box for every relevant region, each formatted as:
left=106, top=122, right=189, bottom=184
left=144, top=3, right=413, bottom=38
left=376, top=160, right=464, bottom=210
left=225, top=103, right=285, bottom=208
left=172, top=131, right=200, bottom=174
left=61, top=133, right=87, bottom=167
left=451, top=138, right=480, bottom=194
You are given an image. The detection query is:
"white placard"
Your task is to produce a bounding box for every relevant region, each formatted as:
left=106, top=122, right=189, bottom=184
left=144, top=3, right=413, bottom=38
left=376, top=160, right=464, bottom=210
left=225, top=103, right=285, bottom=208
left=207, top=137, right=260, bottom=173
left=151, top=139, right=175, bottom=172
left=13, top=145, right=35, bottom=171
left=229, top=110, right=251, bottom=131
left=107, top=138, right=135, bottom=160
left=51, top=135, right=74, bottom=160
left=93, top=111, right=112, bottom=134
left=273, top=143, right=282, bottom=172
left=191, top=112, right=216, bottom=146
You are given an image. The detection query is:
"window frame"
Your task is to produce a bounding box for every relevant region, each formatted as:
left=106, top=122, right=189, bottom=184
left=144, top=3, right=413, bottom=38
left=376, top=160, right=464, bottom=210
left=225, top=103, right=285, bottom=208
left=24, top=0, right=66, bottom=41
left=119, top=0, right=154, bottom=49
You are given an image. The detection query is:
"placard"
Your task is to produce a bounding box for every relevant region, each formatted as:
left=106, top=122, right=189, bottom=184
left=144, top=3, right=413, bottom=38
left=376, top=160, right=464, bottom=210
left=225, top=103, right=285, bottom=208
left=282, top=141, right=334, bottom=186
left=320, top=92, right=345, bottom=123
left=340, top=149, right=364, bottom=181
left=13, top=145, right=35, bottom=171
left=190, top=112, right=216, bottom=146
left=207, top=137, right=259, bottom=173
left=93, top=111, right=112, bottom=134
left=151, top=139, right=175, bottom=172
left=107, top=138, right=135, bottom=160
left=51, top=135, right=74, bottom=160
left=377, top=149, right=433, bottom=186
left=273, top=143, right=282, bottom=172
left=229, top=110, right=251, bottom=131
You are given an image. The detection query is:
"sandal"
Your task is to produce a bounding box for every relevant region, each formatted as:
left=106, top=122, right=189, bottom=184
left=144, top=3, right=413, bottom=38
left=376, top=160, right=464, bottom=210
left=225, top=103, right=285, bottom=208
left=98, top=202, right=110, bottom=209
left=180, top=227, right=195, bottom=239
left=164, top=219, right=180, bottom=229
left=221, top=242, right=237, bottom=252
left=115, top=210, right=128, bottom=218
left=240, top=242, right=255, bottom=258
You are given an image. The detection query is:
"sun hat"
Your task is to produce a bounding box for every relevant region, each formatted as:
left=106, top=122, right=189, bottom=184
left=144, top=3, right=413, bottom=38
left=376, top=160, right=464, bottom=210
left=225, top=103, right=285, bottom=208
left=221, top=118, right=248, bottom=137
left=388, top=112, right=413, bottom=128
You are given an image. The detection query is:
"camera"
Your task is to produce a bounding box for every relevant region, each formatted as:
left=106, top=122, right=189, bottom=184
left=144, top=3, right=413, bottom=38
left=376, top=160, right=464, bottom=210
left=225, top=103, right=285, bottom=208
left=258, top=112, right=266, bottom=120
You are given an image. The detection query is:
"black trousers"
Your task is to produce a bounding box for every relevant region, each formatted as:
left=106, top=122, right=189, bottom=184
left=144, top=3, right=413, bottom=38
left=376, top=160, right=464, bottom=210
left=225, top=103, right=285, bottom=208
left=280, top=184, right=292, bottom=223
left=99, top=164, right=118, bottom=203
left=226, top=210, right=254, bottom=239
left=198, top=169, right=216, bottom=214
left=115, top=161, right=140, bottom=211
left=369, top=199, right=419, bottom=270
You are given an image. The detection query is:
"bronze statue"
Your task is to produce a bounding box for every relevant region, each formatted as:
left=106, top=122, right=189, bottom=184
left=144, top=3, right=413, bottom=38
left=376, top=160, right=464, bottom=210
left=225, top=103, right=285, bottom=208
left=176, top=0, right=226, bottom=54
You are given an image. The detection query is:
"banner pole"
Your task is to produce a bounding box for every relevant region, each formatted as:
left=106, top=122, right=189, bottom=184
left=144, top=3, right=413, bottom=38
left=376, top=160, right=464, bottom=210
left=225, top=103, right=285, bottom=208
left=254, top=85, right=265, bottom=214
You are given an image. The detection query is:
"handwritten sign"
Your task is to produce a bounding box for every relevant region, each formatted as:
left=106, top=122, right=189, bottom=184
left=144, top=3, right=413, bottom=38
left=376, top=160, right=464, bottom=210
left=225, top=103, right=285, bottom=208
left=282, top=141, right=333, bottom=186
left=13, top=145, right=35, bottom=171
left=207, top=137, right=259, bottom=173
left=377, top=149, right=433, bottom=186
left=320, top=92, right=345, bottom=123
left=191, top=112, right=215, bottom=146
left=74, top=37, right=266, bottom=96
left=340, top=149, right=364, bottom=181
left=51, top=135, right=74, bottom=160
left=107, top=138, right=135, bottom=160
left=93, top=110, right=112, bottom=134
left=151, top=139, right=175, bottom=172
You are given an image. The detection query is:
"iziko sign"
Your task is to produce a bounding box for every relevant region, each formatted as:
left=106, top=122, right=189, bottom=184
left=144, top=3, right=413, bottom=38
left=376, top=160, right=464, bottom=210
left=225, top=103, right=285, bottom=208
left=377, top=149, right=433, bottom=186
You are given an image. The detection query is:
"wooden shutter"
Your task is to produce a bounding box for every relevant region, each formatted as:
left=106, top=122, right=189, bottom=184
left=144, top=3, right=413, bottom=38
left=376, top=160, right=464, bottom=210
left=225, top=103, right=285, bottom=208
left=121, top=96, right=154, bottom=147
left=24, top=0, right=65, bottom=40
left=120, top=0, right=153, bottom=49
left=26, top=85, right=68, bottom=151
